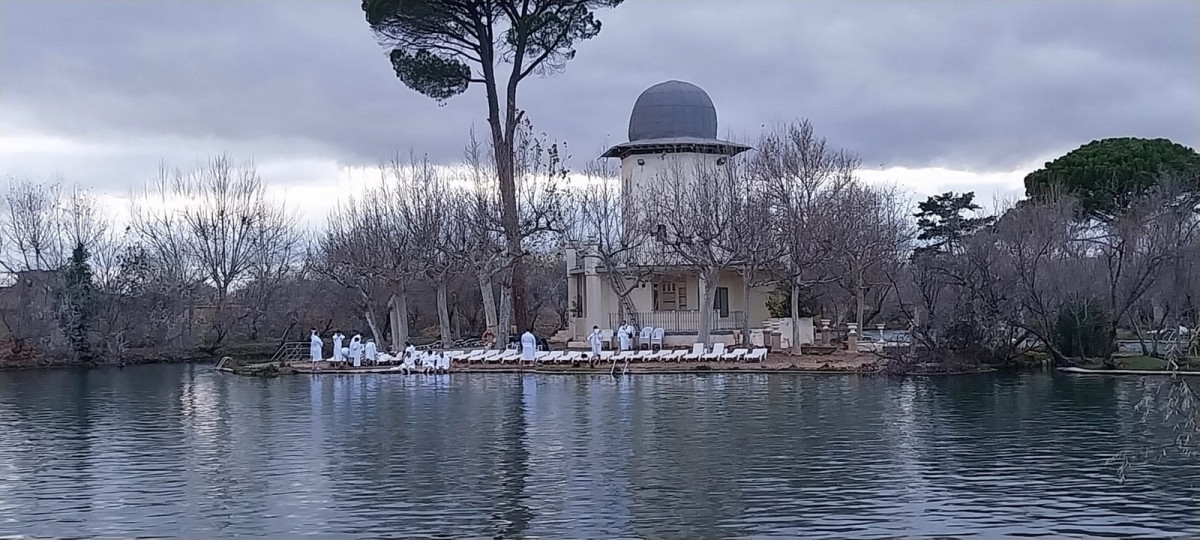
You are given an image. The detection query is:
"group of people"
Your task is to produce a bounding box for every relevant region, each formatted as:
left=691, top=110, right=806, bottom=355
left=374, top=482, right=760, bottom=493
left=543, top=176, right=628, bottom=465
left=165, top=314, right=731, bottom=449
left=585, top=320, right=637, bottom=358
left=308, top=329, right=377, bottom=368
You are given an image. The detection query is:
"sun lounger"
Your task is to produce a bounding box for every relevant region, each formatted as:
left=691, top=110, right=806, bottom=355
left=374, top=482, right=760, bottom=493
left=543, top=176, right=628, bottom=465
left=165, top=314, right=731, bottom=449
left=659, top=349, right=685, bottom=362
left=561, top=351, right=581, bottom=363
left=682, top=343, right=706, bottom=361
left=542, top=351, right=563, bottom=364
left=744, top=348, right=768, bottom=362
left=722, top=348, right=749, bottom=361
left=639, top=349, right=665, bottom=361
left=701, top=342, right=727, bottom=361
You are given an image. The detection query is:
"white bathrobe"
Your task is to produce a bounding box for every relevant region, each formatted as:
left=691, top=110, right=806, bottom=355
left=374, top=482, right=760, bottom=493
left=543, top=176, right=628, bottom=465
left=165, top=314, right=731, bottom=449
left=349, top=335, right=362, bottom=367
left=365, top=341, right=377, bottom=364
left=309, top=331, right=323, bottom=362
left=332, top=333, right=345, bottom=362
left=617, top=325, right=633, bottom=351
left=520, top=331, right=536, bottom=362
left=588, top=329, right=603, bottom=357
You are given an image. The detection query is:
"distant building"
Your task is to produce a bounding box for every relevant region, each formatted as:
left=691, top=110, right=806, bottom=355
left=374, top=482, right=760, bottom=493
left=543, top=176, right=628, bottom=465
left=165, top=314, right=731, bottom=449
left=566, top=80, right=781, bottom=345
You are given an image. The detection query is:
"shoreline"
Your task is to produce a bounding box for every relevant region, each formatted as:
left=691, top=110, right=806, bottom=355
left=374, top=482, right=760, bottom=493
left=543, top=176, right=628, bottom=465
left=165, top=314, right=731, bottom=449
left=219, top=355, right=1001, bottom=377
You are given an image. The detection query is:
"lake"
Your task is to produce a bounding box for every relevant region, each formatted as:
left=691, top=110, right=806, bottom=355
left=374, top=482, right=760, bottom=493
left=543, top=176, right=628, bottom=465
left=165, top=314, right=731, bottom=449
left=0, top=365, right=1197, bottom=538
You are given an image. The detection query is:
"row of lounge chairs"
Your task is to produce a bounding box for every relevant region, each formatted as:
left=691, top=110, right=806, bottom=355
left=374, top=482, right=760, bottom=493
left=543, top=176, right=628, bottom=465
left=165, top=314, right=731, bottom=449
left=441, top=342, right=768, bottom=365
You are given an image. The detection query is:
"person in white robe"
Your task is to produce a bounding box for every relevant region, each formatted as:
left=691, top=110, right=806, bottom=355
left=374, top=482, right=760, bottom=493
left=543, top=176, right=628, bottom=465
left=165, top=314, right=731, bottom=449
left=617, top=321, right=633, bottom=351
left=349, top=334, right=362, bottom=368
left=331, top=331, right=345, bottom=364
left=520, top=329, right=537, bottom=363
left=364, top=339, right=378, bottom=365
left=309, top=329, right=323, bottom=365
left=587, top=326, right=603, bottom=358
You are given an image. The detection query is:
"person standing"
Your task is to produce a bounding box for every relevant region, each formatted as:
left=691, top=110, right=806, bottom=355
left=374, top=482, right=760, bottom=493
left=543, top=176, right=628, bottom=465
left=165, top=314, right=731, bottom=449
left=331, top=330, right=345, bottom=364
left=587, top=325, right=603, bottom=364
left=349, top=334, right=363, bottom=368
left=364, top=338, right=378, bottom=366
left=520, top=329, right=537, bottom=363
left=617, top=321, right=633, bottom=351
left=309, top=329, right=323, bottom=366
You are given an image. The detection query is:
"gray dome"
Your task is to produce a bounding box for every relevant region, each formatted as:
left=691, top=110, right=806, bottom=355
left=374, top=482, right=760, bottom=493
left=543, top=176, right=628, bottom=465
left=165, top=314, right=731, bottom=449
left=628, top=80, right=718, bottom=141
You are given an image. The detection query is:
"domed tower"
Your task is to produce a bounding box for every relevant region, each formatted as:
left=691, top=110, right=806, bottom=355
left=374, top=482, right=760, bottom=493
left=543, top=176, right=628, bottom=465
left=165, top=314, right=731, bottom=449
left=602, top=80, right=749, bottom=197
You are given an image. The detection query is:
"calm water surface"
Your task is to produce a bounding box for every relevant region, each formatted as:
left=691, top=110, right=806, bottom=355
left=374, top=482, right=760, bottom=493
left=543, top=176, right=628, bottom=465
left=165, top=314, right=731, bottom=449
left=0, top=365, right=1197, bottom=538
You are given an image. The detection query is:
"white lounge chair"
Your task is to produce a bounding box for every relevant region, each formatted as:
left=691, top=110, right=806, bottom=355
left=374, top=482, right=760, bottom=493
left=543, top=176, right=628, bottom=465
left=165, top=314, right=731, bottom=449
left=722, top=348, right=749, bottom=362
left=444, top=350, right=466, bottom=362
left=682, top=343, right=706, bottom=361
left=701, top=342, right=727, bottom=361
left=615, top=350, right=637, bottom=363
left=638, top=326, right=654, bottom=349
left=497, top=350, right=521, bottom=363
left=744, top=348, right=768, bottom=362
left=599, top=351, right=615, bottom=362
left=639, top=349, right=665, bottom=361
left=480, top=350, right=504, bottom=363
left=651, top=327, right=665, bottom=350
left=543, top=351, right=563, bottom=364
left=561, top=351, right=581, bottom=363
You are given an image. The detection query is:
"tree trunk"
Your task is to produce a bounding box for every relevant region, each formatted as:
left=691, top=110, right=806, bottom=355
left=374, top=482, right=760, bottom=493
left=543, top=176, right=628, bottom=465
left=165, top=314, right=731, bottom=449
left=387, top=290, right=408, bottom=351
left=791, top=279, right=804, bottom=355
left=856, top=283, right=866, bottom=332
left=740, top=270, right=752, bottom=347
left=697, top=270, right=718, bottom=344
left=365, top=307, right=385, bottom=351
left=436, top=279, right=452, bottom=347
left=478, top=270, right=498, bottom=334
left=498, top=284, right=513, bottom=347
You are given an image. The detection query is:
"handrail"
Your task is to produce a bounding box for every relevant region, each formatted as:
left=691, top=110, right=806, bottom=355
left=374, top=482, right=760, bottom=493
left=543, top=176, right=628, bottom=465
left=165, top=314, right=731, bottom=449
left=270, top=341, right=310, bottom=365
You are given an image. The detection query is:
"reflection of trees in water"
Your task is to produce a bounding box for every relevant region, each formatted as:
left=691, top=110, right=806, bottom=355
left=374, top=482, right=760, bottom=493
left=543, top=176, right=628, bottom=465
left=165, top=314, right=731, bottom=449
left=489, top=375, right=532, bottom=538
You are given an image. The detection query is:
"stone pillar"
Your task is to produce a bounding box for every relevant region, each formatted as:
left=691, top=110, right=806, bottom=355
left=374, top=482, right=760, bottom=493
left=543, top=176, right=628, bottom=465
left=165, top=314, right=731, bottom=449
left=820, top=319, right=831, bottom=346
left=847, top=323, right=859, bottom=352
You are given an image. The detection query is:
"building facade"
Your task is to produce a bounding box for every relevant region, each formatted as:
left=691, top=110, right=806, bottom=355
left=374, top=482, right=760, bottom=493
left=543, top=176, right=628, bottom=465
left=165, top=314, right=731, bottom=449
left=566, top=80, right=784, bottom=345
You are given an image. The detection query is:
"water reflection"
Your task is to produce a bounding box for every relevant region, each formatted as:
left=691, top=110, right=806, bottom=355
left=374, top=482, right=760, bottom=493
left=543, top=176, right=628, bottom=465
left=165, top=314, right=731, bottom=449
left=0, top=366, right=1197, bottom=538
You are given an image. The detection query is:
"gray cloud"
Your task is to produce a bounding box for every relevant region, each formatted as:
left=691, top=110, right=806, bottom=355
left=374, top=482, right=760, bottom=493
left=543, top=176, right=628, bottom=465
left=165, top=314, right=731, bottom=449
left=1, top=0, right=1196, bottom=191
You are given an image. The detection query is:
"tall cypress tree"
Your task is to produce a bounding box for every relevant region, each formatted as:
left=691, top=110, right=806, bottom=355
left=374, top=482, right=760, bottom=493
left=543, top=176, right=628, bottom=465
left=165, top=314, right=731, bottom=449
left=59, top=242, right=97, bottom=365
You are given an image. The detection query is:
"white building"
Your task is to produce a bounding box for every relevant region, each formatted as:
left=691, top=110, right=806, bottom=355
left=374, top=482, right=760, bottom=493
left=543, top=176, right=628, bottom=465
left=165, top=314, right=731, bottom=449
left=565, top=80, right=812, bottom=346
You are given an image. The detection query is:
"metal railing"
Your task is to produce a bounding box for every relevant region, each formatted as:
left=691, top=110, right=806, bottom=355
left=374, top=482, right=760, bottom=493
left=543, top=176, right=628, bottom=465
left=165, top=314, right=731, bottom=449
left=609, top=311, right=745, bottom=333
left=269, top=341, right=310, bottom=365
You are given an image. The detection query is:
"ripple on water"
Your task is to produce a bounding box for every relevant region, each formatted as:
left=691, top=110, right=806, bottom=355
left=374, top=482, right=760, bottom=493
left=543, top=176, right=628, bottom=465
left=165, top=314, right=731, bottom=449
left=0, top=367, right=1197, bottom=538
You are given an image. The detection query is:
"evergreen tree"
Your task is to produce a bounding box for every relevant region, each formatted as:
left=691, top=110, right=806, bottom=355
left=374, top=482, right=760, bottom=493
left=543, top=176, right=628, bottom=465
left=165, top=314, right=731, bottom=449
left=59, top=242, right=97, bottom=365
left=912, top=192, right=994, bottom=257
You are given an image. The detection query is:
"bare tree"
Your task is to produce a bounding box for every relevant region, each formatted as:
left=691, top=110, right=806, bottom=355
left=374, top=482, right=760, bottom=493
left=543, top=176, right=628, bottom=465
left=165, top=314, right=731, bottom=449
left=832, top=183, right=914, bottom=330
left=0, top=179, right=65, bottom=273
left=754, top=120, right=859, bottom=353
left=571, top=159, right=656, bottom=327
left=642, top=158, right=747, bottom=344
left=389, top=155, right=457, bottom=346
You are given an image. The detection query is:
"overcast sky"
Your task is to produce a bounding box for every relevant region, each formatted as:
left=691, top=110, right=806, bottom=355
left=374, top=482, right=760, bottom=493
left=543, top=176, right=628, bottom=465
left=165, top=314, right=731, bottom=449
left=1, top=0, right=1196, bottom=219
